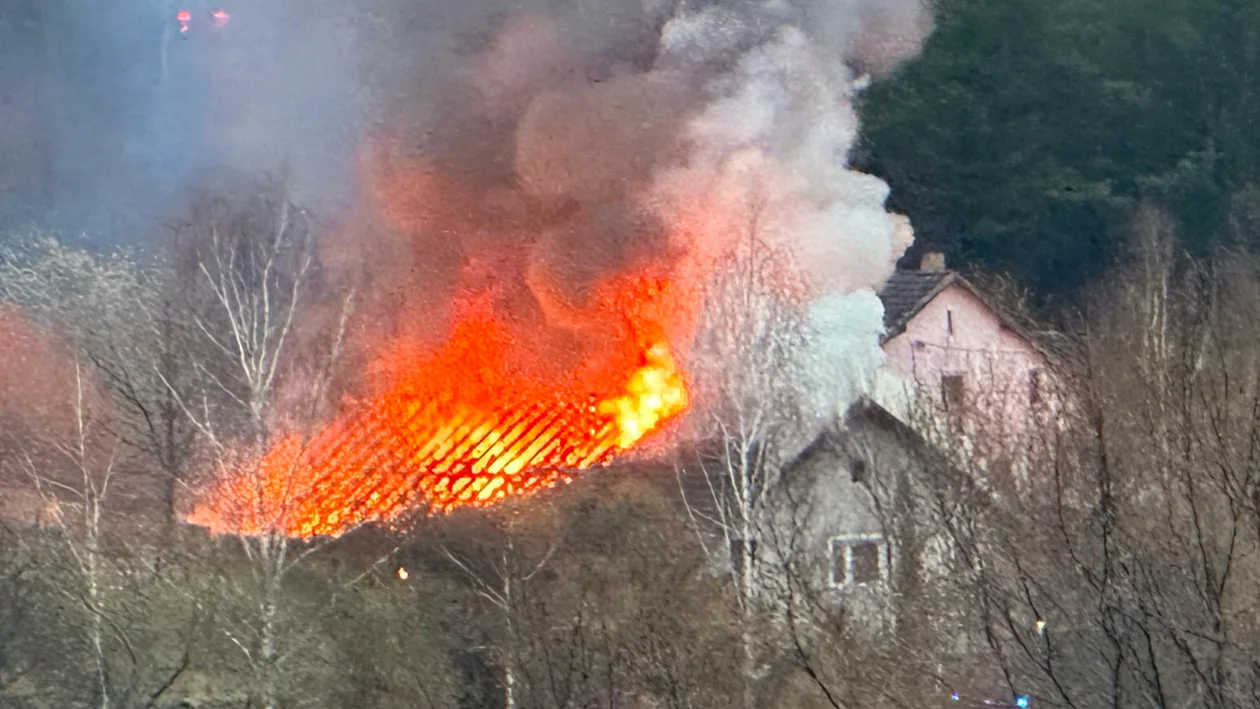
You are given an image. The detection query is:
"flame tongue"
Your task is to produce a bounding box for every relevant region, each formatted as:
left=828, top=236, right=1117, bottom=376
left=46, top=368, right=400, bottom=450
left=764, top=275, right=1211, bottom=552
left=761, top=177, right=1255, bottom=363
left=187, top=287, right=690, bottom=539
left=599, top=343, right=687, bottom=449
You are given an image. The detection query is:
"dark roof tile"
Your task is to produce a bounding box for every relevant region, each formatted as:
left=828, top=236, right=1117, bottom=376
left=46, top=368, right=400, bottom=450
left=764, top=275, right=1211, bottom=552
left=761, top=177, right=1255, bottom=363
left=877, top=269, right=955, bottom=338
left=876, top=269, right=1080, bottom=369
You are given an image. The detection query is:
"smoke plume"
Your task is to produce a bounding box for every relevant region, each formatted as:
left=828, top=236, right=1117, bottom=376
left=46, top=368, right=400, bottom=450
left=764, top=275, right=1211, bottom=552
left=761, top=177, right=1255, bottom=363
left=7, top=0, right=930, bottom=436
left=348, top=0, right=929, bottom=433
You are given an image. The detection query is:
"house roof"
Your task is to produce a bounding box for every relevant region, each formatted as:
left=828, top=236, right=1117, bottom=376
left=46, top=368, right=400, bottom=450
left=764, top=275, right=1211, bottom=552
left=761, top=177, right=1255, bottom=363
left=781, top=396, right=945, bottom=481
left=670, top=399, right=933, bottom=516
left=877, top=269, right=1080, bottom=367
left=877, top=268, right=960, bottom=341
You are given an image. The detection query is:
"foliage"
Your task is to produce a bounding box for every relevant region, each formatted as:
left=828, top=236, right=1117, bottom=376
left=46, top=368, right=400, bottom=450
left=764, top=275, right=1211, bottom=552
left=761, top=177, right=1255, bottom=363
left=859, top=0, right=1260, bottom=299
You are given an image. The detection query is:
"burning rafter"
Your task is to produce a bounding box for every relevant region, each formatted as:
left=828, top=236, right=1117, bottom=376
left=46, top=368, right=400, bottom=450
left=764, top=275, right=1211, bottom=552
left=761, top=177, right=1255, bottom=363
left=186, top=329, right=688, bottom=539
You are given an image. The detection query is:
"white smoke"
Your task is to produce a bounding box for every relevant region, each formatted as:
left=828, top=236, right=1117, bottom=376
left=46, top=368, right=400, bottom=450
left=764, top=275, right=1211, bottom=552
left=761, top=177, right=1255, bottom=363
left=318, top=0, right=930, bottom=438
left=644, top=2, right=926, bottom=431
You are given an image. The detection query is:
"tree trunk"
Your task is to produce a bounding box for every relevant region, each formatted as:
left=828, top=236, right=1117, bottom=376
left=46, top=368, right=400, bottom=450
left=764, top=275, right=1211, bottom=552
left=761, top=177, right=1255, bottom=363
left=88, top=497, right=110, bottom=709
left=503, top=664, right=516, bottom=709
left=260, top=592, right=279, bottom=709
left=740, top=515, right=755, bottom=709
left=502, top=567, right=516, bottom=709
left=258, top=536, right=285, bottom=709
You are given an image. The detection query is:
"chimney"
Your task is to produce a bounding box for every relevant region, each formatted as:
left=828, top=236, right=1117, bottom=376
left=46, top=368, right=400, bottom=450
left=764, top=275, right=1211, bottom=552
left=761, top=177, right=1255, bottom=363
left=920, top=251, right=946, bottom=272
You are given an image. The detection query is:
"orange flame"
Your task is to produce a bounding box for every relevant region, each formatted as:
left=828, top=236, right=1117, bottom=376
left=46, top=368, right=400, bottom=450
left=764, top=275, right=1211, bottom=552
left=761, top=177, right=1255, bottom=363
left=599, top=343, right=688, bottom=449
left=186, top=275, right=691, bottom=539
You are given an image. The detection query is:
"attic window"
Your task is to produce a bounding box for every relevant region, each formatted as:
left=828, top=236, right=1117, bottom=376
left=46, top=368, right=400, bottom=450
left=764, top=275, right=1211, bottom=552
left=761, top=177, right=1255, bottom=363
left=946, top=309, right=954, bottom=336
left=850, top=458, right=868, bottom=484
left=942, top=374, right=965, bottom=412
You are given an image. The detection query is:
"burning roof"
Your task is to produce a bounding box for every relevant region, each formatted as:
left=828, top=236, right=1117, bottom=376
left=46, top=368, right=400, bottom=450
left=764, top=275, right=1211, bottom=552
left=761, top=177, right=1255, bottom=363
left=181, top=0, right=933, bottom=540
left=186, top=278, right=689, bottom=539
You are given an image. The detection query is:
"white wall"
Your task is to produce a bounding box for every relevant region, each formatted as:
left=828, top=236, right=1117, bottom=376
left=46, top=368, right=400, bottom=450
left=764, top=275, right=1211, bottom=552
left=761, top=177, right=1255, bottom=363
left=880, top=283, right=1062, bottom=477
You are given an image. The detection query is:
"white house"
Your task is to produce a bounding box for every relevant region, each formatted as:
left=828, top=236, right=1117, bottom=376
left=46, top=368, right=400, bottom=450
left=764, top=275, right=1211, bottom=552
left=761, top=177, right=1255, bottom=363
left=764, top=394, right=977, bottom=683
left=873, top=252, right=1071, bottom=473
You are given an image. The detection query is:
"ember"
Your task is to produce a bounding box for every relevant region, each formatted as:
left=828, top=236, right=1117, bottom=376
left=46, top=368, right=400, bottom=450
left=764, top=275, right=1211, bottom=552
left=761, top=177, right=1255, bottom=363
left=186, top=276, right=690, bottom=539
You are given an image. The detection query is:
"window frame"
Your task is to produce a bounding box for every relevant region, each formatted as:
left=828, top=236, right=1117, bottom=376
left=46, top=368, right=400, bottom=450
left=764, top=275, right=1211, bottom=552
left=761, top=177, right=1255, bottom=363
left=850, top=458, right=868, bottom=484
left=828, top=534, right=889, bottom=589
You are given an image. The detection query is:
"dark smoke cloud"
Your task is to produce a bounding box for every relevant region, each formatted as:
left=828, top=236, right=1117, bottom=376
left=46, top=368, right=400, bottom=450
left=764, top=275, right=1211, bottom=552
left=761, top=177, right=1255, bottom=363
left=347, top=0, right=928, bottom=396
left=3, top=0, right=930, bottom=418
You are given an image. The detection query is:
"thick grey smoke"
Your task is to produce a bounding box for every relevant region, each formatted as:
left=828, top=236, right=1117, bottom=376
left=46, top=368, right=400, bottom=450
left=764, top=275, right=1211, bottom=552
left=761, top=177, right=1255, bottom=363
left=3, top=0, right=930, bottom=427
left=640, top=4, right=927, bottom=426
left=665, top=3, right=928, bottom=402
left=357, top=0, right=929, bottom=428
left=351, top=0, right=927, bottom=351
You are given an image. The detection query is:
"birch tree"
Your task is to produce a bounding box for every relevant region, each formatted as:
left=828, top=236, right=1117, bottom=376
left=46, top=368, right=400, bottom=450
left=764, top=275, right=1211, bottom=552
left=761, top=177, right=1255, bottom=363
left=427, top=475, right=744, bottom=709
left=10, top=358, right=196, bottom=708
left=165, top=177, right=356, bottom=709
left=0, top=239, right=200, bottom=707
left=28, top=363, right=118, bottom=709
left=325, top=551, right=462, bottom=709
left=676, top=229, right=817, bottom=709
left=0, top=234, right=200, bottom=531
left=549, top=474, right=744, bottom=709
left=435, top=503, right=562, bottom=709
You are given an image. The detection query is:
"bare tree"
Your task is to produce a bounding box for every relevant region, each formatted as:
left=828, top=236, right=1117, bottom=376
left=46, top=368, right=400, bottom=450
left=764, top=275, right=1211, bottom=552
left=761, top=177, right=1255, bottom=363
left=551, top=472, right=745, bottom=709
left=28, top=363, right=118, bottom=709
left=0, top=239, right=207, bottom=707
left=426, top=471, right=744, bottom=709
left=323, top=547, right=462, bottom=709
left=435, top=502, right=562, bottom=709
left=674, top=227, right=821, bottom=708
left=11, top=359, right=195, bottom=709
left=899, top=240, right=1260, bottom=709
left=163, top=178, right=357, bottom=709
left=0, top=233, right=200, bottom=531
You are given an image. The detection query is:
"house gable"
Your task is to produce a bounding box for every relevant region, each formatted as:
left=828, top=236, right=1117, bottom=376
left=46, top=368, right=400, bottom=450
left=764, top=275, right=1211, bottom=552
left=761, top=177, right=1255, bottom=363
left=776, top=399, right=961, bottom=600
left=877, top=269, right=1064, bottom=444
left=884, top=282, right=1047, bottom=378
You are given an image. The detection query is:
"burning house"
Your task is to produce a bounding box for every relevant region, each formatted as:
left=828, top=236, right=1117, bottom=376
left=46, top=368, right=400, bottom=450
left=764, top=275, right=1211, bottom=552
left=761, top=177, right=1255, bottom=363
left=180, top=0, right=935, bottom=542
left=0, top=0, right=1035, bottom=706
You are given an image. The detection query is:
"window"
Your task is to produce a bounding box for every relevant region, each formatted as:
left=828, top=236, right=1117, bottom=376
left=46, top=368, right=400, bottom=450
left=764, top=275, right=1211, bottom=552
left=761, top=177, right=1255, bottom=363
left=830, top=537, right=887, bottom=587
left=941, top=374, right=965, bottom=412
left=851, top=542, right=881, bottom=582
left=946, top=309, right=954, bottom=335
left=850, top=458, right=868, bottom=484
